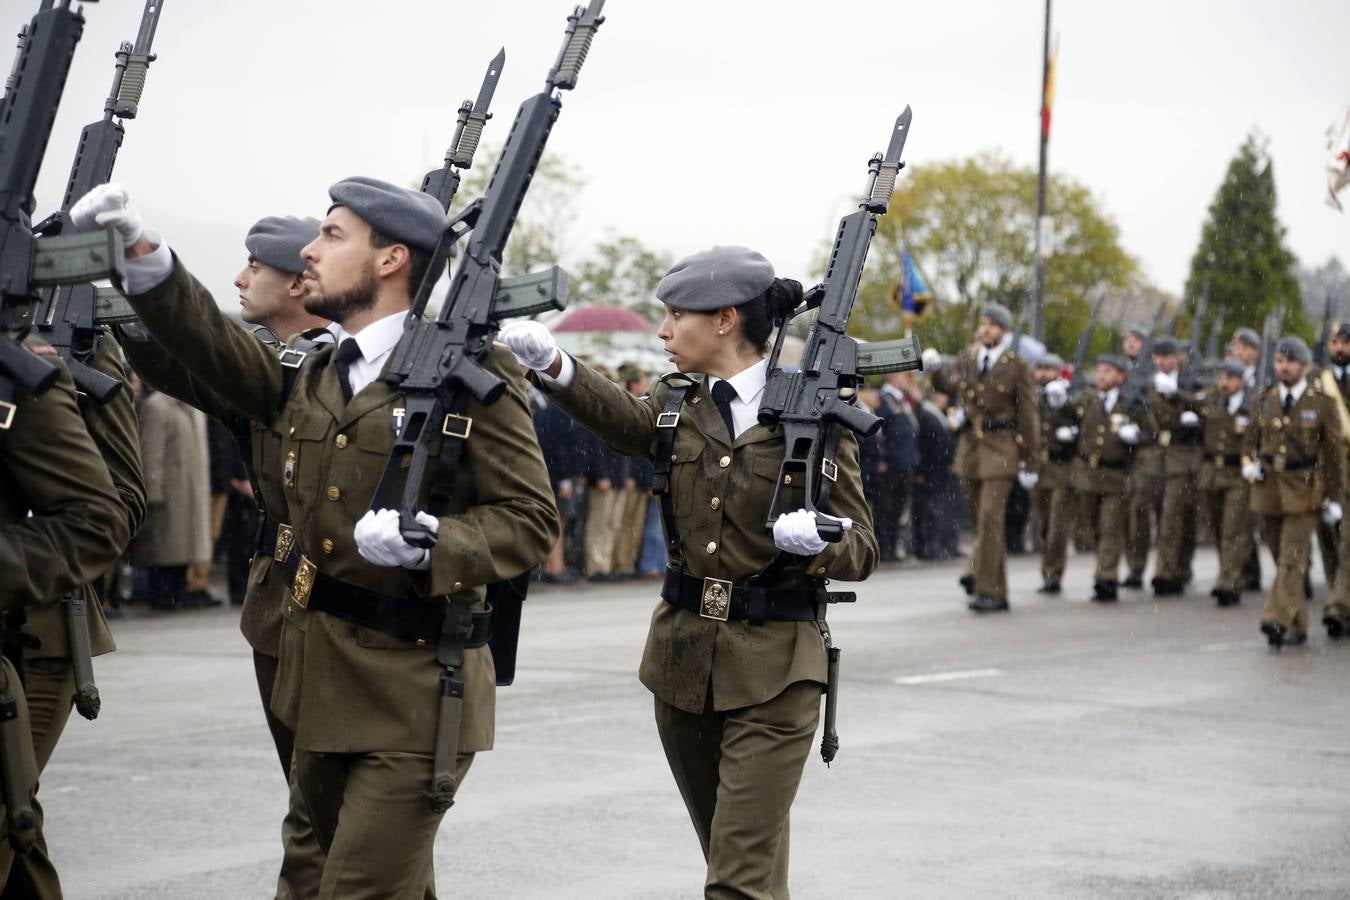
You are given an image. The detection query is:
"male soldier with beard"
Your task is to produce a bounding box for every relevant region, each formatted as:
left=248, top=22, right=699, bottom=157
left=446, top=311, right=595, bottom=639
left=1197, top=359, right=1255, bottom=608
left=1318, top=324, right=1350, bottom=635
left=1031, top=354, right=1074, bottom=594
left=113, top=213, right=330, bottom=896
left=1148, top=337, right=1204, bottom=596
left=930, top=303, right=1041, bottom=613
left=73, top=179, right=559, bottom=896
left=1244, top=337, right=1344, bottom=649
left=1121, top=324, right=1161, bottom=589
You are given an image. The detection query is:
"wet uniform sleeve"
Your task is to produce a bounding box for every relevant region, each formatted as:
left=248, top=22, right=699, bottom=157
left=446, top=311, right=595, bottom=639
left=804, top=431, right=879, bottom=582
left=532, top=355, right=663, bottom=460
left=0, top=364, right=130, bottom=610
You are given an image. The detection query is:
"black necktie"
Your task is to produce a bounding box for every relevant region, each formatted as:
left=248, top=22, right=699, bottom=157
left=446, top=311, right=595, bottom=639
left=335, top=338, right=361, bottom=404
left=711, top=380, right=738, bottom=441
left=1282, top=391, right=1293, bottom=416
left=980, top=353, right=989, bottom=377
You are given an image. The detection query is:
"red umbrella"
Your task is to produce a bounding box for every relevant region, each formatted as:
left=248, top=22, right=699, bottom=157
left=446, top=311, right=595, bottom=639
left=553, top=305, right=652, bottom=333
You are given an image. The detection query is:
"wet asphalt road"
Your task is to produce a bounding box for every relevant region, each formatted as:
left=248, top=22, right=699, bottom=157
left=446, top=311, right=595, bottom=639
left=40, top=546, right=1350, bottom=899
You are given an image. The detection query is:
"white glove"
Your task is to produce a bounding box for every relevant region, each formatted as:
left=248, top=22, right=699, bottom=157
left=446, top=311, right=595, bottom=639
left=1054, top=425, right=1078, bottom=444
left=1179, top=410, right=1200, bottom=428
left=1043, top=379, right=1068, bottom=409
left=1325, top=502, right=1344, bottom=526
left=1151, top=370, right=1178, bottom=397
left=69, top=182, right=144, bottom=245
left=1118, top=422, right=1141, bottom=445
left=1017, top=469, right=1039, bottom=490
left=948, top=407, right=966, bottom=431
left=1241, top=461, right=1262, bottom=482
left=498, top=321, right=560, bottom=372
left=353, top=508, right=436, bottom=570
left=773, top=508, right=851, bottom=556
left=921, top=347, right=942, bottom=370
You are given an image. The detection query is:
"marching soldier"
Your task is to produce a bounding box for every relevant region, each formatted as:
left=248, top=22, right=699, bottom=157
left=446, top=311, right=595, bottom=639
left=1198, top=359, right=1255, bottom=607
left=1231, top=327, right=1262, bottom=390
left=1121, top=324, right=1147, bottom=372
left=1069, top=356, right=1154, bottom=602
left=1121, top=327, right=1160, bottom=590
left=0, top=335, right=132, bottom=886
left=1243, top=336, right=1344, bottom=649
left=114, top=215, right=330, bottom=895
left=1032, top=354, right=1074, bottom=594
left=931, top=303, right=1041, bottom=613
left=73, top=180, right=559, bottom=896
left=1319, top=323, right=1350, bottom=635
left=502, top=245, right=878, bottom=899
left=1148, top=337, right=1203, bottom=596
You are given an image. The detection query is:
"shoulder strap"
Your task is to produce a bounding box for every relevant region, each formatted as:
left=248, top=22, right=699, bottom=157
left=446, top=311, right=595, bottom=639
left=650, top=375, right=697, bottom=561
left=274, top=333, right=328, bottom=414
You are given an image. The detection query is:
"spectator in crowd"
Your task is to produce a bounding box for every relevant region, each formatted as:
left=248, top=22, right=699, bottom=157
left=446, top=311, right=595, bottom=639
left=205, top=416, right=257, bottom=606
left=876, top=372, right=920, bottom=561
left=531, top=381, right=585, bottom=583
left=910, top=382, right=962, bottom=560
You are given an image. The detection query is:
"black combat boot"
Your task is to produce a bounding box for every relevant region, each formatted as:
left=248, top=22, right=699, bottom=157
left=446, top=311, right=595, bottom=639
left=1091, top=580, right=1118, bottom=603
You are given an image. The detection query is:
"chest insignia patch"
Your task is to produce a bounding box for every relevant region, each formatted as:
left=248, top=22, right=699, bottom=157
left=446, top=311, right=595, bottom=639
left=284, top=450, right=297, bottom=488
left=1301, top=410, right=1319, bottom=424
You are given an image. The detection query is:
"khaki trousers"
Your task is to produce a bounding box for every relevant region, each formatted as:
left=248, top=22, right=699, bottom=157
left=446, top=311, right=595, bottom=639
left=1081, top=490, right=1125, bottom=583
left=1202, top=485, right=1253, bottom=593
left=611, top=490, right=649, bottom=574
left=1156, top=475, right=1199, bottom=583
left=0, top=659, right=71, bottom=900
left=1032, top=481, right=1071, bottom=584
left=295, top=749, right=471, bottom=900
left=253, top=651, right=326, bottom=900
left=584, top=488, right=622, bottom=576
left=961, top=477, right=1013, bottom=598
left=1125, top=474, right=1162, bottom=576
left=0, top=659, right=36, bottom=893
left=655, top=681, right=820, bottom=900
left=1261, top=512, right=1318, bottom=634
left=1326, top=517, right=1350, bottom=619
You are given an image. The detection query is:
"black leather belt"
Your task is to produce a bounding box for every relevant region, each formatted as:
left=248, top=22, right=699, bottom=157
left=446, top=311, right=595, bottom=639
left=1084, top=457, right=1126, bottom=470
left=982, top=419, right=1017, bottom=432
left=257, top=521, right=280, bottom=556
left=1048, top=447, right=1076, bottom=463
left=1262, top=454, right=1316, bottom=472
left=1208, top=453, right=1242, bottom=467
left=660, top=567, right=852, bottom=624
left=280, top=549, right=490, bottom=646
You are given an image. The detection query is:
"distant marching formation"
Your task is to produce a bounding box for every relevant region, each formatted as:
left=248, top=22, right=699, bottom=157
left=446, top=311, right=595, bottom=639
left=933, top=297, right=1350, bottom=653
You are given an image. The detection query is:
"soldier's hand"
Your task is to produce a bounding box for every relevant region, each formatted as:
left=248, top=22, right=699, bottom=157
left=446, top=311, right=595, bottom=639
left=773, top=508, right=850, bottom=556
left=1044, top=379, right=1068, bottom=409
left=1151, top=371, right=1178, bottom=397
left=499, top=321, right=560, bottom=372
left=1324, top=502, right=1344, bottom=526
left=1054, top=425, right=1078, bottom=443
left=1179, top=410, right=1201, bottom=428
left=921, top=347, right=942, bottom=370
left=1118, top=422, right=1141, bottom=445
left=354, top=508, right=435, bottom=570
left=1017, top=469, right=1039, bottom=490
left=1241, top=460, right=1262, bottom=482
left=948, top=407, right=966, bottom=431
left=70, top=183, right=144, bottom=246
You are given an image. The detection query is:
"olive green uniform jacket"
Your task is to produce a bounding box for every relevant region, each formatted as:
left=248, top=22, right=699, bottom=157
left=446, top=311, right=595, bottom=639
left=932, top=345, right=1040, bottom=481
left=1068, top=390, right=1157, bottom=495
left=536, top=359, right=878, bottom=715
left=117, top=326, right=297, bottom=657
left=1245, top=382, right=1345, bottom=516
left=123, top=258, right=559, bottom=754
left=1035, top=391, right=1078, bottom=490
left=1197, top=387, right=1252, bottom=493
left=0, top=337, right=130, bottom=610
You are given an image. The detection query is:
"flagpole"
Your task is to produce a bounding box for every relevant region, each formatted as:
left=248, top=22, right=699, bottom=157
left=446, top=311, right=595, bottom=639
left=1030, top=0, right=1052, bottom=342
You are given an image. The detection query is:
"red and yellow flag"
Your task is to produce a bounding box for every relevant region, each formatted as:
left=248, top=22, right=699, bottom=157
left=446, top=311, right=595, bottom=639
left=1040, top=34, right=1059, bottom=140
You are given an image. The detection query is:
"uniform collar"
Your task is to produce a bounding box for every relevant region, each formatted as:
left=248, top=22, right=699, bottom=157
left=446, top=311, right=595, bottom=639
left=705, top=358, right=768, bottom=405
left=1280, top=378, right=1307, bottom=405
left=1227, top=390, right=1244, bottom=415
left=333, top=310, right=406, bottom=365
left=980, top=335, right=1012, bottom=366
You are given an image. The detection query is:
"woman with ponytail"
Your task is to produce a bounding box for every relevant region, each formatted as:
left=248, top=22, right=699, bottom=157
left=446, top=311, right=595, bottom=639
left=501, top=245, right=877, bottom=899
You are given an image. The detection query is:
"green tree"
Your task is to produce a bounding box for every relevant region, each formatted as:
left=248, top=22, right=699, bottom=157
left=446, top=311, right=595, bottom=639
left=573, top=233, right=673, bottom=320
left=1182, top=133, right=1305, bottom=343
left=848, top=152, right=1139, bottom=362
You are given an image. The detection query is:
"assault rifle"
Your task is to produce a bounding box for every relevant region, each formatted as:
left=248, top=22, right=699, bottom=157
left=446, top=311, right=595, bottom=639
left=32, top=0, right=164, bottom=404
left=369, top=0, right=605, bottom=813
left=758, top=107, right=920, bottom=542
left=1179, top=280, right=1208, bottom=393
left=421, top=48, right=503, bottom=210
left=1206, top=306, right=1225, bottom=363
left=1255, top=301, right=1284, bottom=394
left=0, top=0, right=125, bottom=432
left=1315, top=290, right=1335, bottom=367
left=1069, top=290, right=1108, bottom=390
left=1121, top=302, right=1168, bottom=412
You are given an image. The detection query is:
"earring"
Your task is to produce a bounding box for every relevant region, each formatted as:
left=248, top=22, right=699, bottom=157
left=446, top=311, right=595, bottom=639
left=718, top=329, right=724, bottom=335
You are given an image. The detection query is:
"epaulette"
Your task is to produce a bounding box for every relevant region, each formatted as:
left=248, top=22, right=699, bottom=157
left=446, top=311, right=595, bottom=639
left=659, top=371, right=700, bottom=388
left=250, top=325, right=282, bottom=349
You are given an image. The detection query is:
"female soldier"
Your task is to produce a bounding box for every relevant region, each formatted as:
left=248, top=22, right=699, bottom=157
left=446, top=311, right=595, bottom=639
left=502, top=245, right=877, bottom=899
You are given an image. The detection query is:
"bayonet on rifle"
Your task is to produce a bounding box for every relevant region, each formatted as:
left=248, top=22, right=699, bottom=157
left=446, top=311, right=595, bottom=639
left=422, top=48, right=504, bottom=209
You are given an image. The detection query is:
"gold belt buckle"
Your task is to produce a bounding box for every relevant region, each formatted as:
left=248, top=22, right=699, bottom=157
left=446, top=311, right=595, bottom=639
left=292, top=555, right=316, bottom=608
left=274, top=524, right=295, bottom=563
left=699, top=577, right=732, bottom=622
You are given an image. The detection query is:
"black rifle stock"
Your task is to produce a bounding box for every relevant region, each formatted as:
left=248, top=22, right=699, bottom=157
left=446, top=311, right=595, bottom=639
left=1122, top=302, right=1168, bottom=412
left=372, top=0, right=603, bottom=546
left=757, top=107, right=918, bottom=542
left=1315, top=290, right=1335, bottom=367
left=1070, top=290, right=1108, bottom=391
left=0, top=1, right=125, bottom=429
left=1206, top=306, right=1225, bottom=363
left=32, top=0, right=164, bottom=404
left=1180, top=280, right=1208, bottom=393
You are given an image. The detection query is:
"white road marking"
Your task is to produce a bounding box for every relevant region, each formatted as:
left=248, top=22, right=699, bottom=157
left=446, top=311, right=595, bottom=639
left=1198, top=640, right=1267, bottom=652
left=893, top=667, right=1003, bottom=686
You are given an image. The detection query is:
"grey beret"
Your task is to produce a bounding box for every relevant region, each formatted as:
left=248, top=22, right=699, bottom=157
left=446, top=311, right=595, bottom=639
left=1275, top=335, right=1312, bottom=364
left=1036, top=353, right=1064, bottom=370
left=1125, top=323, right=1149, bottom=340
left=245, top=216, right=320, bottom=275
left=1232, top=327, right=1261, bottom=349
left=656, top=245, right=775, bottom=311
left=1096, top=354, right=1128, bottom=372
left=328, top=176, right=445, bottom=253
left=981, top=303, right=1012, bottom=329
left=1151, top=336, right=1180, bottom=355
left=1217, top=358, right=1247, bottom=378
left=1335, top=321, right=1350, bottom=340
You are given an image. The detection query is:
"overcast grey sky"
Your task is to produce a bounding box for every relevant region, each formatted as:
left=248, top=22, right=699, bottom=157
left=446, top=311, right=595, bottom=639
left=11, top=0, right=1350, bottom=312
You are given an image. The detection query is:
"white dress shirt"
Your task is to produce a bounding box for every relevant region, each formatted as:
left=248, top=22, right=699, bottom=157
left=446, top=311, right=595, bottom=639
left=1098, top=387, right=1118, bottom=414
left=1279, top=378, right=1308, bottom=411
left=332, top=312, right=406, bottom=397
left=1227, top=391, right=1245, bottom=416
left=978, top=334, right=1013, bottom=374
